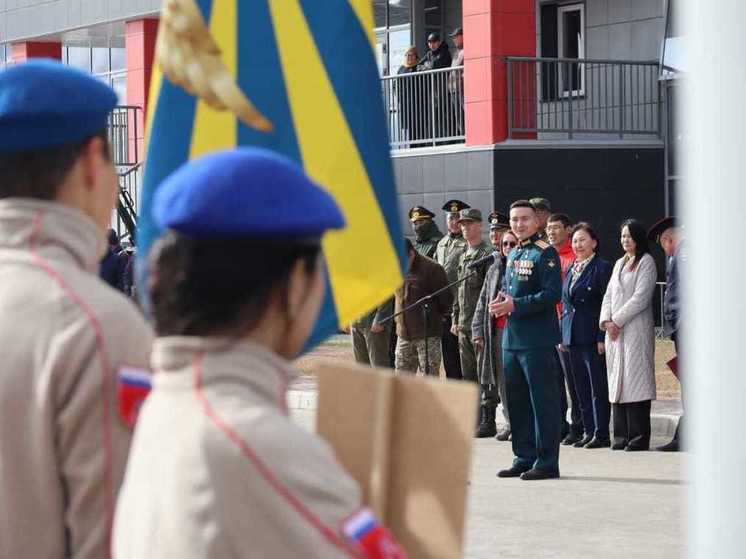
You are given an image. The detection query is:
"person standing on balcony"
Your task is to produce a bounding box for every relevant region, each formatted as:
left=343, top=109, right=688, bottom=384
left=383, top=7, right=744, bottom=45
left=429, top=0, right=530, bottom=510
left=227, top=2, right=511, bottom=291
left=448, top=27, right=465, bottom=137
left=408, top=205, right=442, bottom=258
left=396, top=46, right=423, bottom=144
left=546, top=213, right=585, bottom=446
left=435, top=199, right=470, bottom=380
left=418, top=32, right=452, bottom=140
left=0, top=60, right=154, bottom=558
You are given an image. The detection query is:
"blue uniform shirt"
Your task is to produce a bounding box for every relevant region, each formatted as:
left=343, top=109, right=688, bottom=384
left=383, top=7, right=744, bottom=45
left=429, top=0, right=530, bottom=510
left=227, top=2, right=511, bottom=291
left=502, top=233, right=562, bottom=350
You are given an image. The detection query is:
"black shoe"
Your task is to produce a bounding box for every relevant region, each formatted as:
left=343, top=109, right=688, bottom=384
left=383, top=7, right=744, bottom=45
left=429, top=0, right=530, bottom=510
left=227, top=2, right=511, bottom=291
left=573, top=435, right=593, bottom=448
left=497, top=465, right=529, bottom=478
left=611, top=441, right=627, bottom=450
left=656, top=439, right=680, bottom=452
left=495, top=427, right=511, bottom=441
left=520, top=468, right=560, bottom=481
left=624, top=443, right=649, bottom=452
left=476, top=421, right=497, bottom=438
left=584, top=437, right=611, bottom=449
left=562, top=432, right=582, bottom=446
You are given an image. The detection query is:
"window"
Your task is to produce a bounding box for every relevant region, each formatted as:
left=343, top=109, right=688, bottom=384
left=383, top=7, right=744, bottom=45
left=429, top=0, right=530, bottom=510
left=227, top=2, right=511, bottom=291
left=374, top=0, right=412, bottom=75
left=540, top=2, right=585, bottom=99
left=63, top=43, right=127, bottom=103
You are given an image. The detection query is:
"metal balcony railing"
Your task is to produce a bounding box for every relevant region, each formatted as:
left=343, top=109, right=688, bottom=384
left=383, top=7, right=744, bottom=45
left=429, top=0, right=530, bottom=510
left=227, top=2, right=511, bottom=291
left=506, top=57, right=661, bottom=139
left=381, top=66, right=465, bottom=149
left=107, top=105, right=141, bottom=166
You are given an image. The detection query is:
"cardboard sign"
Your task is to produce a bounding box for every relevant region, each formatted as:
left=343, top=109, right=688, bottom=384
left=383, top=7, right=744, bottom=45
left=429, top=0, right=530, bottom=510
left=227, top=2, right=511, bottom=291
left=312, top=361, right=478, bottom=559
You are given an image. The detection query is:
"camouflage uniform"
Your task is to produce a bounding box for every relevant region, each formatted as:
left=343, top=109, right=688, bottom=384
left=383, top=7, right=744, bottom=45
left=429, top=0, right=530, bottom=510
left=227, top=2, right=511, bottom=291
left=452, top=240, right=493, bottom=382
left=435, top=232, right=468, bottom=379
left=394, top=337, right=442, bottom=376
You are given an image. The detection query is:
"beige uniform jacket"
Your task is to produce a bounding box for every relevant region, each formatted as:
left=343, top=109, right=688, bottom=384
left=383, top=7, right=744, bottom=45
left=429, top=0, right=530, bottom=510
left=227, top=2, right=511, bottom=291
left=0, top=199, right=153, bottom=559
left=113, top=337, right=364, bottom=558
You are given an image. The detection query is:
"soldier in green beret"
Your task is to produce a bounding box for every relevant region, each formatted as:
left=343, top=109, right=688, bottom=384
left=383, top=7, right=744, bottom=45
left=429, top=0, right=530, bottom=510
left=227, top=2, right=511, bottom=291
left=408, top=205, right=443, bottom=258
left=492, top=200, right=562, bottom=480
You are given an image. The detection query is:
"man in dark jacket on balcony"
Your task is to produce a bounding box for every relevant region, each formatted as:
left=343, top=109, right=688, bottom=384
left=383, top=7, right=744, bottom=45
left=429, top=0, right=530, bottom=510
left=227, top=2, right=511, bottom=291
left=394, top=238, right=453, bottom=376
left=417, top=33, right=453, bottom=140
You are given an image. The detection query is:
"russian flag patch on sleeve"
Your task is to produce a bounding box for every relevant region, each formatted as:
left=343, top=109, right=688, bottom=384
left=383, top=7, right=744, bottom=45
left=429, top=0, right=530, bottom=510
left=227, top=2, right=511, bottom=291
left=117, top=367, right=152, bottom=429
left=342, top=508, right=406, bottom=558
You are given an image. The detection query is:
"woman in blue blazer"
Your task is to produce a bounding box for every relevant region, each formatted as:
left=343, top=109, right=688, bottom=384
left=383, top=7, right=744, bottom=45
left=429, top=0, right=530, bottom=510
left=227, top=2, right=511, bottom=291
left=561, top=223, right=613, bottom=448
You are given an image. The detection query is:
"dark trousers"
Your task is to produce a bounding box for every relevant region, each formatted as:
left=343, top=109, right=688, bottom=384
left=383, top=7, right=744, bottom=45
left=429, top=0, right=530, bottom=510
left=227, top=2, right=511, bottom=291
left=672, top=333, right=684, bottom=443
left=504, top=347, right=561, bottom=473
left=568, top=345, right=610, bottom=440
left=612, top=400, right=651, bottom=450
left=555, top=348, right=583, bottom=437
left=441, top=316, right=462, bottom=379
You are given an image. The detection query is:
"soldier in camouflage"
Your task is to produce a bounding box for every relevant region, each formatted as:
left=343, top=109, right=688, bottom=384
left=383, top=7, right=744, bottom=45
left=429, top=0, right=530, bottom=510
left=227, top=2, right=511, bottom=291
left=450, top=209, right=494, bottom=435
left=350, top=298, right=395, bottom=368
left=434, top=199, right=469, bottom=379
left=408, top=205, right=443, bottom=258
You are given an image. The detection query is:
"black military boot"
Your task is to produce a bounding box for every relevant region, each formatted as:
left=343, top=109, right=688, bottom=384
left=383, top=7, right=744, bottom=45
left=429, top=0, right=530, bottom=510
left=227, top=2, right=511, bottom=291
left=476, top=406, right=497, bottom=438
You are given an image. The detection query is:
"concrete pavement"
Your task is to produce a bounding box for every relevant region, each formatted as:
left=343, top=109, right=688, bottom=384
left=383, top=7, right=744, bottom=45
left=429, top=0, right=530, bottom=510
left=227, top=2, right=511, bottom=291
left=292, top=408, right=685, bottom=558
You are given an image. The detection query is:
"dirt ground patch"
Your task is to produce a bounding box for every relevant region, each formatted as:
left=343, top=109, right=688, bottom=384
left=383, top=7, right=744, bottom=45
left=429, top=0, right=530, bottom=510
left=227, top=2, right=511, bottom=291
left=296, top=335, right=681, bottom=401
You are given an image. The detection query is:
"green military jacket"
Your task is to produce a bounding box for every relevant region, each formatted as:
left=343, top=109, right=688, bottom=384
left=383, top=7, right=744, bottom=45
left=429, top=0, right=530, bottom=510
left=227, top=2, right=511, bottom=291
left=453, top=241, right=492, bottom=332
left=502, top=233, right=562, bottom=350
left=435, top=232, right=468, bottom=284
left=413, top=220, right=443, bottom=259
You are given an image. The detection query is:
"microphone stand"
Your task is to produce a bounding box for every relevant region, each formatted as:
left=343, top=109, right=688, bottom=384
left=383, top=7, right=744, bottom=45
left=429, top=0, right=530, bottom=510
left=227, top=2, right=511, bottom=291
left=378, top=269, right=479, bottom=377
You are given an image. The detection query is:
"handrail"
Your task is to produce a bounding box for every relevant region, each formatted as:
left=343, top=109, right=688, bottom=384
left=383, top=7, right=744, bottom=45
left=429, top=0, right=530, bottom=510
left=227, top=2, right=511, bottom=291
left=506, top=56, right=659, bottom=65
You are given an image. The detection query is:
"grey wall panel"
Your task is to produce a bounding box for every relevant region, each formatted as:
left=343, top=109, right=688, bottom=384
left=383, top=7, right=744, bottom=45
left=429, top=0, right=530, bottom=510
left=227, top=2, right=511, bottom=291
left=608, top=21, right=633, bottom=59
left=608, top=0, right=632, bottom=24
left=630, top=18, right=664, bottom=61
left=395, top=156, right=425, bottom=194
left=586, top=25, right=610, bottom=59
left=587, top=0, right=609, bottom=28
left=630, top=0, right=664, bottom=20
left=422, top=154, right=446, bottom=193
left=443, top=152, right=468, bottom=191
left=466, top=150, right=493, bottom=190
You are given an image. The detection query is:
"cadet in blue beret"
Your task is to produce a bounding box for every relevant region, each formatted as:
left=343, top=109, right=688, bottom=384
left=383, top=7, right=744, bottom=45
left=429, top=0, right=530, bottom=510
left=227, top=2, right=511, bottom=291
left=0, top=59, right=154, bottom=558
left=114, top=147, right=405, bottom=558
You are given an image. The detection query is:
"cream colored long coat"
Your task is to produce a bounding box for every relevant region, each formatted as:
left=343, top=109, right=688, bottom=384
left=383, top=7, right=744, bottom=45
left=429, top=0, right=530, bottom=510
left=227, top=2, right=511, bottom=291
left=0, top=199, right=153, bottom=559
left=600, top=253, right=657, bottom=403
left=113, top=337, right=364, bottom=558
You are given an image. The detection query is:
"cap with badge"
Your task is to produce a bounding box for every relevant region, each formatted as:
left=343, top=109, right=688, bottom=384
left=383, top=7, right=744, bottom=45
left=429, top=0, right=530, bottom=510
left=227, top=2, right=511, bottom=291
left=488, top=211, right=510, bottom=230
left=449, top=27, right=463, bottom=37
left=153, top=147, right=345, bottom=241
left=457, top=208, right=482, bottom=223
left=529, top=197, right=551, bottom=212
left=427, top=32, right=441, bottom=42
left=0, top=59, right=118, bottom=152
left=408, top=205, right=435, bottom=222
left=647, top=216, right=678, bottom=242
left=442, top=199, right=470, bottom=215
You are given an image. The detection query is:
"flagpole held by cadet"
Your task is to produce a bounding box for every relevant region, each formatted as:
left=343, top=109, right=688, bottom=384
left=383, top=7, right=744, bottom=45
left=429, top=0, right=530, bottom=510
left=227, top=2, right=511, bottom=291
left=0, top=60, right=154, bottom=558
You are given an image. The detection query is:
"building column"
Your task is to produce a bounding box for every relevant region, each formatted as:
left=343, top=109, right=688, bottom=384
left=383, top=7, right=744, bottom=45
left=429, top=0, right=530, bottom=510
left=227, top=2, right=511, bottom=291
left=10, top=41, right=62, bottom=64
left=125, top=18, right=159, bottom=162
left=463, top=0, right=536, bottom=145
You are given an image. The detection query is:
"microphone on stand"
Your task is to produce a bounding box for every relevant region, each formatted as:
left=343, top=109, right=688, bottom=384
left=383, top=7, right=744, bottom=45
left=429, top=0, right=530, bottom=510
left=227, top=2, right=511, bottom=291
left=467, top=253, right=496, bottom=270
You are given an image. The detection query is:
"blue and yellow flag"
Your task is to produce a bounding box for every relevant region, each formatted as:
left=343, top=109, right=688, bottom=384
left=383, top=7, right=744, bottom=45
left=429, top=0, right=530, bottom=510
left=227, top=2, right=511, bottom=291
left=138, top=0, right=404, bottom=346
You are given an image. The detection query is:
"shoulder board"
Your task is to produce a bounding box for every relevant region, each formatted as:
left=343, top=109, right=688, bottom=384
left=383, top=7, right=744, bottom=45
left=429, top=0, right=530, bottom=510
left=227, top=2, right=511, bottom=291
left=535, top=240, right=550, bottom=250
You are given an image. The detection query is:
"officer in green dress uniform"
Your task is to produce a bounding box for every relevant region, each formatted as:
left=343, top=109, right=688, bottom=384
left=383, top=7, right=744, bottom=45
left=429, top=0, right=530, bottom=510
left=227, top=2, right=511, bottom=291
left=491, top=200, right=562, bottom=480
left=529, top=197, right=551, bottom=241
left=408, top=205, right=443, bottom=258
left=435, top=199, right=469, bottom=379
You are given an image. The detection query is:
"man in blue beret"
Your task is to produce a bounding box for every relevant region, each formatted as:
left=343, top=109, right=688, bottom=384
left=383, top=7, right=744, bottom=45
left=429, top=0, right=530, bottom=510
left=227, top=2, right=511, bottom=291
left=0, top=60, right=153, bottom=558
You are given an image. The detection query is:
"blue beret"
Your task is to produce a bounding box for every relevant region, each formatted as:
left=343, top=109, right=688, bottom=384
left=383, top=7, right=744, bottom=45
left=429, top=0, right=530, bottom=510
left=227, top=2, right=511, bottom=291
left=153, top=148, right=346, bottom=240
left=0, top=59, right=117, bottom=151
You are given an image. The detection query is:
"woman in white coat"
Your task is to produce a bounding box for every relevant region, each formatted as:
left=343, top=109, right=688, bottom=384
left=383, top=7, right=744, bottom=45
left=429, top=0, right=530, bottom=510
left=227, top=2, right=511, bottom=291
left=599, top=220, right=657, bottom=451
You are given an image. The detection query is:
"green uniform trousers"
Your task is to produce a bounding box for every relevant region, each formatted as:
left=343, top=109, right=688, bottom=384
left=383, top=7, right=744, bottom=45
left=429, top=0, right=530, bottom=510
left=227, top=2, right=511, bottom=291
left=351, top=323, right=393, bottom=368
left=504, top=347, right=561, bottom=473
